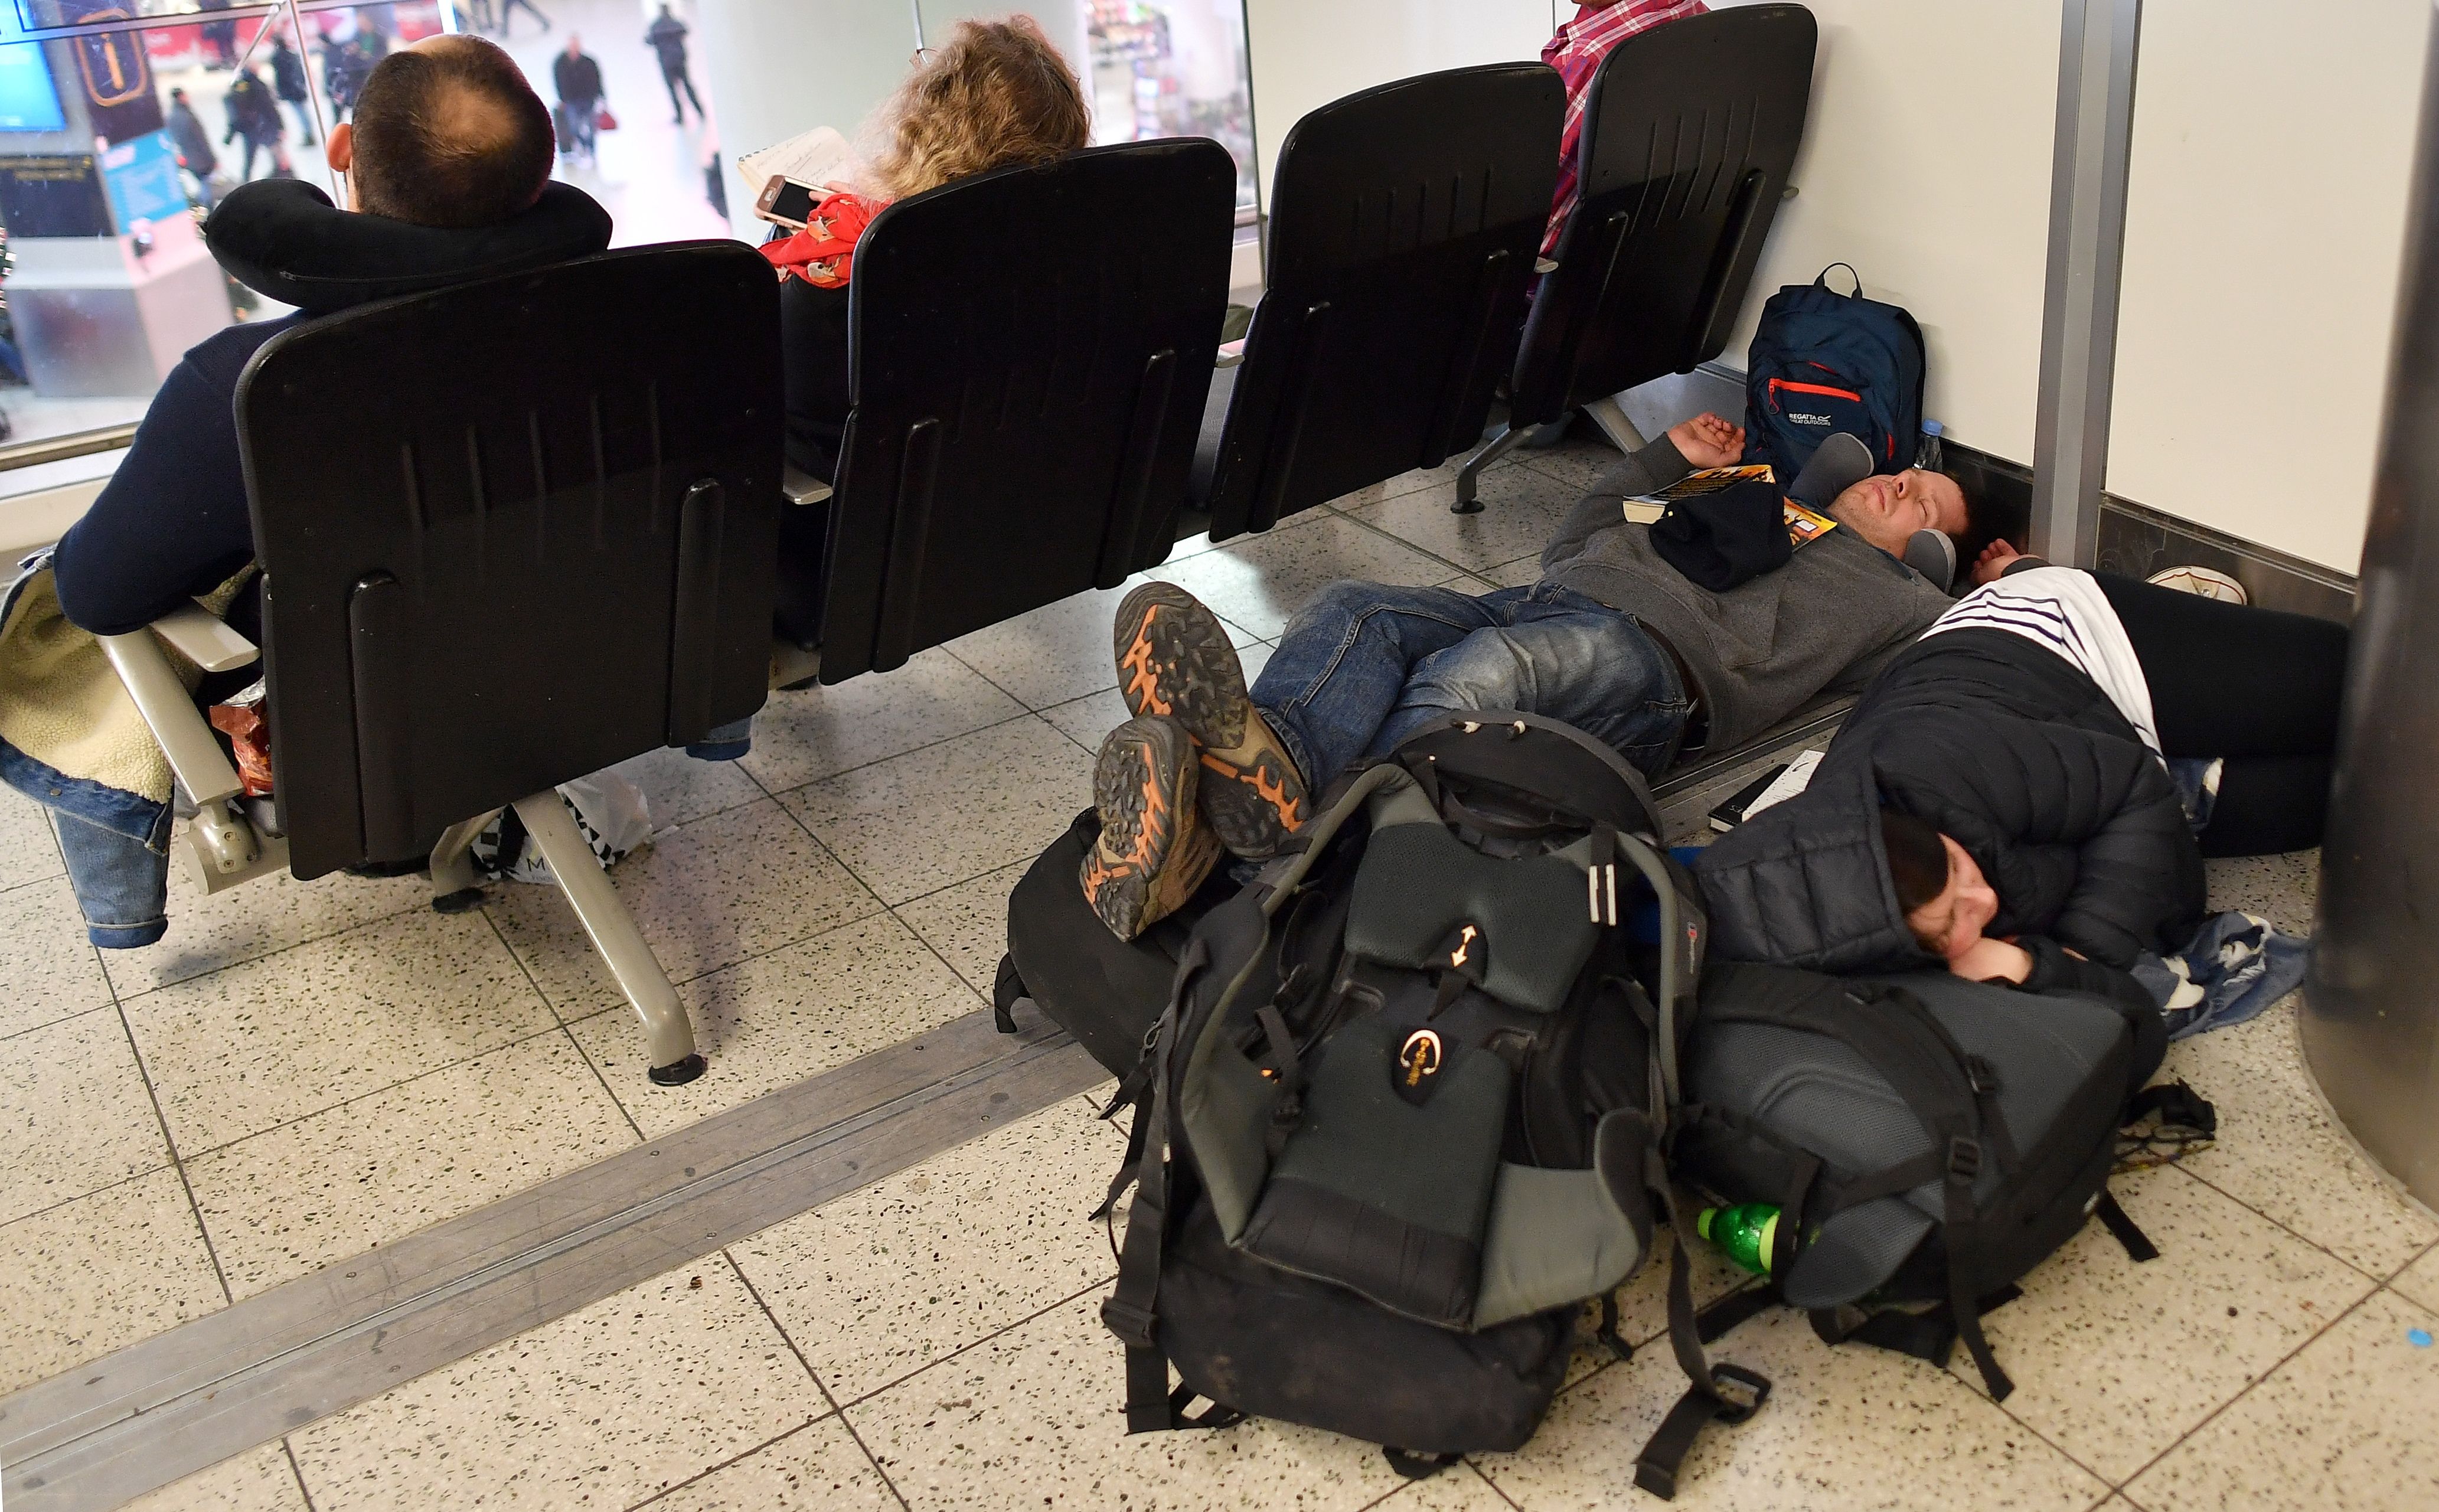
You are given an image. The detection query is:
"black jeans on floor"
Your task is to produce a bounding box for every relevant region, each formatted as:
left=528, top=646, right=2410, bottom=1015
left=2094, top=572, right=2350, bottom=857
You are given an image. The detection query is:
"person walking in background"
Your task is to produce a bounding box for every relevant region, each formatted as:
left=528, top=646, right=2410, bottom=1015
left=325, top=27, right=388, bottom=123
left=222, top=64, right=287, bottom=182
left=166, top=88, right=220, bottom=207
left=552, top=34, right=605, bottom=168
left=645, top=5, right=704, bottom=126
left=270, top=31, right=316, bottom=146
left=497, top=0, right=551, bottom=40
left=198, top=0, right=238, bottom=69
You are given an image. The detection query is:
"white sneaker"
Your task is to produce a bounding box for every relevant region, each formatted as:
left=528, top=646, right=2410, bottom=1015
left=2146, top=564, right=2248, bottom=605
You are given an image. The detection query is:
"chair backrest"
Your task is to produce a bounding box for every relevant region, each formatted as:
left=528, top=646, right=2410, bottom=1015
left=798, top=139, right=1237, bottom=683
left=1204, top=64, right=1563, bottom=540
left=1511, top=4, right=1817, bottom=424
left=239, top=242, right=783, bottom=879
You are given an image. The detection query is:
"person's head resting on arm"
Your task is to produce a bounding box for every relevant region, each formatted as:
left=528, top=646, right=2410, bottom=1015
left=325, top=34, right=555, bottom=228
left=1665, top=412, right=1996, bottom=581
left=863, top=17, right=1090, bottom=200
left=1882, top=806, right=2033, bottom=984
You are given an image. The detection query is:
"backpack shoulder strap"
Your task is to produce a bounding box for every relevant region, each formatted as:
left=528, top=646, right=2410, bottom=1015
left=1102, top=938, right=1209, bottom=1433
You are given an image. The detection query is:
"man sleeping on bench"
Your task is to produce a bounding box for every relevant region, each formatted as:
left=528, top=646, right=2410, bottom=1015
left=1080, top=413, right=2006, bottom=940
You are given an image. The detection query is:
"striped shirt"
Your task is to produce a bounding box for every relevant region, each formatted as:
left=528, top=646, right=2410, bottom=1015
left=1542, top=0, right=1710, bottom=257
left=1918, top=566, right=2164, bottom=755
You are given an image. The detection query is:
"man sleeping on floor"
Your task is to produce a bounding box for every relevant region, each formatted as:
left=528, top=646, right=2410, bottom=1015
left=1078, top=412, right=2008, bottom=940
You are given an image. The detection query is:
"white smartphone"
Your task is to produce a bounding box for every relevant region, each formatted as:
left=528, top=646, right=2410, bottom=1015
left=755, top=175, right=822, bottom=230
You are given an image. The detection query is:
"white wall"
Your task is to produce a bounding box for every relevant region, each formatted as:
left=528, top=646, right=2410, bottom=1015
left=1239, top=0, right=1559, bottom=209
left=1713, top=0, right=2062, bottom=463
left=696, top=0, right=916, bottom=190
left=2105, top=0, right=2430, bottom=573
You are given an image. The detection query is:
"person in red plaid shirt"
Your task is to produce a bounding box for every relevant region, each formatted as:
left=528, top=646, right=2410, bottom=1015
left=1542, top=1, right=1709, bottom=257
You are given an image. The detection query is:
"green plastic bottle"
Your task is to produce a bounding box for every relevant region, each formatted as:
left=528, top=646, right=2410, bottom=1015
left=1696, top=1203, right=1782, bottom=1276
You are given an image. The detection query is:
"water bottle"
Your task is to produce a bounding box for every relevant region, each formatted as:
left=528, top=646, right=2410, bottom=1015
left=1696, top=1202, right=1782, bottom=1276
left=1915, top=419, right=1945, bottom=472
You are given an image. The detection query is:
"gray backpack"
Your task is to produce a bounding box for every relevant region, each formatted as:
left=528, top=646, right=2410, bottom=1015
left=1672, top=961, right=2183, bottom=1400
left=1096, top=714, right=1768, bottom=1490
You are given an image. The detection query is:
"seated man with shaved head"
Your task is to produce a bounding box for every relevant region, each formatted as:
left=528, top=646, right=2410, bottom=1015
left=51, top=35, right=611, bottom=635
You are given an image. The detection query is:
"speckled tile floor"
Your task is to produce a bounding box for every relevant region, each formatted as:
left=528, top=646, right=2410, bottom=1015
left=15, top=435, right=2439, bottom=1510
left=0, top=442, right=1545, bottom=1410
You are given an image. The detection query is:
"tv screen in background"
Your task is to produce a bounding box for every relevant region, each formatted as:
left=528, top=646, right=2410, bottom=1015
left=0, top=9, right=64, bottom=133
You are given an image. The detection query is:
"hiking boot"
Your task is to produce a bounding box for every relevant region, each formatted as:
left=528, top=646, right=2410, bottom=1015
left=1112, top=582, right=1309, bottom=859
left=1081, top=716, right=1222, bottom=941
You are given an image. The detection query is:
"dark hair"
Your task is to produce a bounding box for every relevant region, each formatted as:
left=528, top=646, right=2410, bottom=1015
left=1948, top=479, right=2022, bottom=572
left=1880, top=807, right=1951, bottom=929
left=350, top=37, right=553, bottom=229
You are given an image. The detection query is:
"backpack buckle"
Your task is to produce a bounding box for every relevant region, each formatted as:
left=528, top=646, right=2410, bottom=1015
left=1707, top=1361, right=1773, bottom=1425
left=1964, top=1056, right=2001, bottom=1096
left=1101, top=1297, right=1158, bottom=1350
left=1947, top=1137, right=1983, bottom=1182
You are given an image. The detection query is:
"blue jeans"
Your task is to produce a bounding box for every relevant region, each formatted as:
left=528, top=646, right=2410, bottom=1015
left=55, top=808, right=169, bottom=948
left=1, top=740, right=171, bottom=948
left=1251, top=580, right=1692, bottom=788
left=685, top=716, right=753, bottom=762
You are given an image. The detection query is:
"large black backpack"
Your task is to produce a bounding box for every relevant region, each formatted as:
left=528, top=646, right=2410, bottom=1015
left=1671, top=961, right=2195, bottom=1397
left=1095, top=714, right=1768, bottom=1491
left=1743, top=264, right=1927, bottom=479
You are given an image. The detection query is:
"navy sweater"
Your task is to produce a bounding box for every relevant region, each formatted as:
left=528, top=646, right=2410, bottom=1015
left=53, top=316, right=299, bottom=636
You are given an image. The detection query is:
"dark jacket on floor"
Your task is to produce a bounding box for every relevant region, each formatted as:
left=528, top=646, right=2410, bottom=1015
left=1696, top=624, right=2204, bottom=1003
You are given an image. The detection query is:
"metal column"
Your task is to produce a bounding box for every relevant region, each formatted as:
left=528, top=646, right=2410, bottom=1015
left=2029, top=0, right=2141, bottom=567
left=2302, top=16, right=2439, bottom=1211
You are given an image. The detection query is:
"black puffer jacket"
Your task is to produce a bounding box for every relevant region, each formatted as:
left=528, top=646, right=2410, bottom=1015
left=1696, top=626, right=2205, bottom=979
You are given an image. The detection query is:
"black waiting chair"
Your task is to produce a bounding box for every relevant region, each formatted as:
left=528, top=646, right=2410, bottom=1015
left=102, top=243, right=782, bottom=1086
left=1193, top=64, right=1564, bottom=540
left=773, top=140, right=1238, bottom=685
left=1455, top=3, right=1818, bottom=509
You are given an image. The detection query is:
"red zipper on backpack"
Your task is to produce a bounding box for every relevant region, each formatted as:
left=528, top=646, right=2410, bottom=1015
left=1768, top=377, right=1863, bottom=406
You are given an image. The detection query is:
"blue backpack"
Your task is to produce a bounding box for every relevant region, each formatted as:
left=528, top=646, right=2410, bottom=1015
left=1745, top=264, right=1927, bottom=480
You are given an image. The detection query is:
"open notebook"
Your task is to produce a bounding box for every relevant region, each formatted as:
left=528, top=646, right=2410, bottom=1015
left=737, top=125, right=854, bottom=196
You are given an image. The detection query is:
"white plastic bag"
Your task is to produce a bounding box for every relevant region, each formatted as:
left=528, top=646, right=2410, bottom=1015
left=470, top=770, right=654, bottom=884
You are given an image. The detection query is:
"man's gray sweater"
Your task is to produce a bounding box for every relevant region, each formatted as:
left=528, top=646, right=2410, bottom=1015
left=1537, top=436, right=1957, bottom=750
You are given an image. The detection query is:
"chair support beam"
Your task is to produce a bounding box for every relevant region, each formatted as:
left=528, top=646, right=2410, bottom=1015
left=513, top=791, right=704, bottom=1085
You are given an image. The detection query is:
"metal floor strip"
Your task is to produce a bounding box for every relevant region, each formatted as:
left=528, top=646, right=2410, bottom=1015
left=0, top=1008, right=1102, bottom=1512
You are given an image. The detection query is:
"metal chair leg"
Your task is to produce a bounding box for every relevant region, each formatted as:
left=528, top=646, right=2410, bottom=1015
left=428, top=810, right=499, bottom=915
left=513, top=790, right=706, bottom=1086
left=1583, top=394, right=1649, bottom=453
left=1454, top=423, right=1526, bottom=514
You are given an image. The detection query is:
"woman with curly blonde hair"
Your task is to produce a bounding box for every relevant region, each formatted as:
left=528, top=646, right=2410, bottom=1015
left=773, top=18, right=1091, bottom=481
